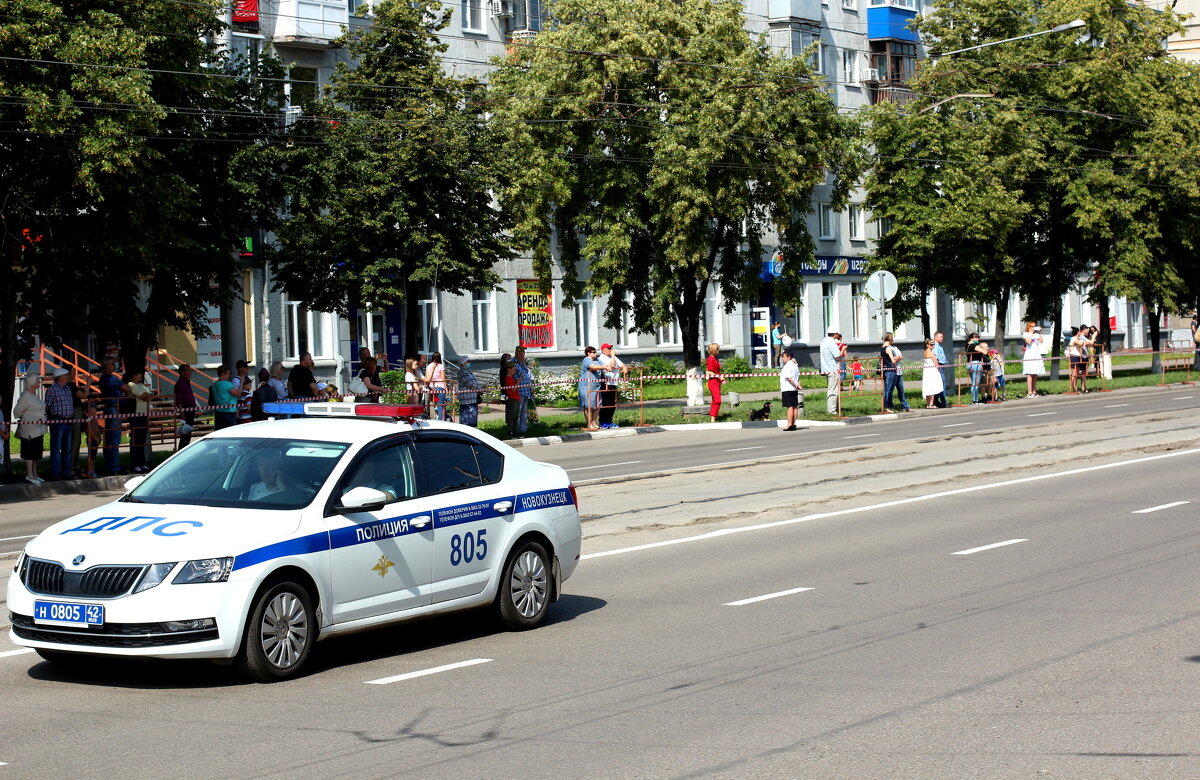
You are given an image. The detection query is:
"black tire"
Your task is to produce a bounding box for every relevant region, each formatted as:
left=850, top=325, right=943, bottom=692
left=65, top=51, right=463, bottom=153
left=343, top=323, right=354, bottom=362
left=236, top=579, right=315, bottom=682
left=495, top=540, right=551, bottom=630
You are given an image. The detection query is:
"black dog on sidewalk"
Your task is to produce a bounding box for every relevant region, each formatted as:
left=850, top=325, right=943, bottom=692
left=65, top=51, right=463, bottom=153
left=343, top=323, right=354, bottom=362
left=748, top=401, right=773, bottom=421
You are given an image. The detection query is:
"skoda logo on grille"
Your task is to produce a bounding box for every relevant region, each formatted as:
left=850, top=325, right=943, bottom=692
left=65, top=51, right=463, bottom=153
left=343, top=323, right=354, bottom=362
left=71, top=555, right=86, bottom=566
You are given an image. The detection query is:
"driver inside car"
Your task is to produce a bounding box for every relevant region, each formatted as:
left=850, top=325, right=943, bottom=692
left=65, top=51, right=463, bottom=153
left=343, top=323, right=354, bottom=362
left=247, top=453, right=291, bottom=501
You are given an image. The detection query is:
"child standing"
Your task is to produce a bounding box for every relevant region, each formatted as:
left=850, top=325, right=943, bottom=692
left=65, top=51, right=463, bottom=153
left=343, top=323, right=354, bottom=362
left=850, top=359, right=864, bottom=392
left=84, top=401, right=102, bottom=478
left=991, top=349, right=1006, bottom=401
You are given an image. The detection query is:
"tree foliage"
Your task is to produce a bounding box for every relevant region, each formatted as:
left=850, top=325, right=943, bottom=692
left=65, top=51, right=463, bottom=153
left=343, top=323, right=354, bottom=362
left=262, top=0, right=512, bottom=330
left=866, top=0, right=1200, bottom=363
left=489, top=0, right=864, bottom=367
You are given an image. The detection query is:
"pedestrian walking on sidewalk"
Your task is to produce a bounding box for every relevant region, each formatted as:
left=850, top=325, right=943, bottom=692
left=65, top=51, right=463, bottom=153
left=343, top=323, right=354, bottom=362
left=779, top=352, right=801, bottom=431
left=13, top=374, right=47, bottom=484
left=705, top=343, right=723, bottom=422
left=819, top=330, right=841, bottom=415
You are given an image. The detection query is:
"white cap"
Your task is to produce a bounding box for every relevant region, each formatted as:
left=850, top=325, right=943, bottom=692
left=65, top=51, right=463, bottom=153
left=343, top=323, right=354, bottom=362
left=317, top=382, right=328, bottom=390
left=52, top=368, right=70, bottom=378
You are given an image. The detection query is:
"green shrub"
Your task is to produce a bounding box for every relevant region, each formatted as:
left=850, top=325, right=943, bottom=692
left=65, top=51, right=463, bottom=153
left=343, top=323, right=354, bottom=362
left=721, top=354, right=753, bottom=375
left=637, top=354, right=681, bottom=385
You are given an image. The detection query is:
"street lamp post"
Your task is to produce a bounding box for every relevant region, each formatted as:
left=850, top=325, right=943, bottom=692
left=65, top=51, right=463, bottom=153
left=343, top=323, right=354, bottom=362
left=933, top=19, right=1087, bottom=58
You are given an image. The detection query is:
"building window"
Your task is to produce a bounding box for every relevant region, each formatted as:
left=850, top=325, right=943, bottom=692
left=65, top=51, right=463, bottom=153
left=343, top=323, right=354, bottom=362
left=507, top=0, right=542, bottom=35
left=822, top=283, right=838, bottom=334
left=418, top=289, right=440, bottom=356
left=842, top=49, right=858, bottom=85
left=852, top=282, right=870, bottom=340
left=348, top=0, right=369, bottom=16
left=471, top=290, right=497, bottom=353
left=818, top=204, right=836, bottom=240
left=288, top=66, right=318, bottom=110
left=285, top=300, right=334, bottom=359
left=876, top=216, right=893, bottom=238
left=574, top=294, right=598, bottom=350
left=848, top=205, right=865, bottom=240
left=356, top=310, right=385, bottom=360
left=657, top=319, right=682, bottom=347
left=771, top=24, right=822, bottom=74
left=461, top=0, right=484, bottom=32
left=870, top=40, right=917, bottom=84
left=230, top=34, right=263, bottom=63
left=702, top=290, right=724, bottom=347
left=619, top=293, right=638, bottom=348
left=843, top=0, right=858, bottom=9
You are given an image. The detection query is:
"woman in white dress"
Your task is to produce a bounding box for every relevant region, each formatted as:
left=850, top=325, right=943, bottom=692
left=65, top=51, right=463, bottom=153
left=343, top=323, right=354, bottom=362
left=1022, top=322, right=1046, bottom=397
left=921, top=338, right=944, bottom=408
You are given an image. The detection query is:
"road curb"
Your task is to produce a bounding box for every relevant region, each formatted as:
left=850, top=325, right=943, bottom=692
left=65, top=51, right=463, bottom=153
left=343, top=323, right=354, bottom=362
left=0, top=475, right=129, bottom=505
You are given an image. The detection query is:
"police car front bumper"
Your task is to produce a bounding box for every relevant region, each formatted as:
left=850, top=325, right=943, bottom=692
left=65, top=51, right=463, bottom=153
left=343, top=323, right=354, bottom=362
left=6, top=568, right=255, bottom=660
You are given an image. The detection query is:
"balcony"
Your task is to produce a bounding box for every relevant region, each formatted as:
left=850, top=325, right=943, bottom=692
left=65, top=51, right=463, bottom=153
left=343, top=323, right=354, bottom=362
left=273, top=0, right=347, bottom=47
left=869, top=83, right=916, bottom=105
left=767, top=0, right=822, bottom=24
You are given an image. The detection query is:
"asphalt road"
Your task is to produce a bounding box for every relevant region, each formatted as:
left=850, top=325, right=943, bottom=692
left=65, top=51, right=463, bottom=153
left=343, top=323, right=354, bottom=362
left=2, top=443, right=1199, bottom=777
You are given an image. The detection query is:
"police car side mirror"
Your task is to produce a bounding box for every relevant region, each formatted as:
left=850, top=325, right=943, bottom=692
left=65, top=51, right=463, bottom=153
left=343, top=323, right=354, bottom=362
left=335, top=486, right=389, bottom=514
left=124, top=475, right=148, bottom=492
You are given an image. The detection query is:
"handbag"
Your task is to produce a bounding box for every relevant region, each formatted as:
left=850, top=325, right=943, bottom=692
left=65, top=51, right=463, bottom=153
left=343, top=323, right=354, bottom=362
left=1193, top=328, right=1200, bottom=345
left=348, top=373, right=369, bottom=395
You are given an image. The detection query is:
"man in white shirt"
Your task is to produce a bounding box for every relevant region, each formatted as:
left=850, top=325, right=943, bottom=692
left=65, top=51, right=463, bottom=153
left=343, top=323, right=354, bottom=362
left=779, top=351, right=802, bottom=431
left=819, top=330, right=842, bottom=415
left=596, top=344, right=627, bottom=429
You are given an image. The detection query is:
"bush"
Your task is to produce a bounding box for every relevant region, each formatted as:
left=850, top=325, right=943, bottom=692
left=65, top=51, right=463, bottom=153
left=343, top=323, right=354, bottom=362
left=637, top=354, right=681, bottom=385
left=531, top=364, right=579, bottom=405
left=720, top=354, right=753, bottom=375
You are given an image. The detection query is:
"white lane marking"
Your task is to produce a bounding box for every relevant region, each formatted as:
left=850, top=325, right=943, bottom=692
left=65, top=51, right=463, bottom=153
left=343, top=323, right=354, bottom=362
left=1104, top=404, right=1130, bottom=409
left=724, top=446, right=766, bottom=452
left=1132, top=501, right=1190, bottom=514
left=942, top=422, right=973, bottom=428
left=1177, top=396, right=1194, bottom=400
left=0, top=649, right=35, bottom=660
left=725, top=587, right=813, bottom=606
left=951, top=539, right=1028, bottom=556
left=565, top=461, right=643, bottom=472
left=581, top=448, right=1200, bottom=560
left=365, top=658, right=492, bottom=685
left=0, top=535, right=35, bottom=543
left=1027, top=412, right=1056, bottom=417
left=844, top=433, right=879, bottom=439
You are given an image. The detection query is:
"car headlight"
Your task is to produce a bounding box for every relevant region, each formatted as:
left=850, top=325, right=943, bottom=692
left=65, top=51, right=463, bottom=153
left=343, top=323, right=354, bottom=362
left=172, top=558, right=234, bottom=585
left=134, top=563, right=178, bottom=594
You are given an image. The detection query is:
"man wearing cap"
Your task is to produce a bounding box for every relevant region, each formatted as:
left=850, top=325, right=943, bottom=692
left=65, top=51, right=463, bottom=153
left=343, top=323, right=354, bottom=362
left=596, top=343, right=627, bottom=429
left=512, top=346, right=534, bottom=435
left=819, top=329, right=842, bottom=415
left=779, top=351, right=801, bottom=431
left=45, top=368, right=75, bottom=480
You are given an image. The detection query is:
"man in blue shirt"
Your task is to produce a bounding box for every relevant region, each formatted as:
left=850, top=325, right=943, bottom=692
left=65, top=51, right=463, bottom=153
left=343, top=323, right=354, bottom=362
left=819, top=330, right=842, bottom=415
left=97, top=361, right=125, bottom=474
left=933, top=331, right=949, bottom=408
left=513, top=346, right=534, bottom=435
left=44, top=368, right=75, bottom=480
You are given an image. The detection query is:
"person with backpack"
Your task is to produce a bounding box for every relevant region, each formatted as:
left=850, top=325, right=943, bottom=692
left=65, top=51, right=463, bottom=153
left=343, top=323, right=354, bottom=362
left=251, top=367, right=279, bottom=421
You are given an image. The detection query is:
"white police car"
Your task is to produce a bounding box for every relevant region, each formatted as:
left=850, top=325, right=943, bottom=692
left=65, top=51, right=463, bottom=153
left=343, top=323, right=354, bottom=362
left=7, top=403, right=582, bottom=681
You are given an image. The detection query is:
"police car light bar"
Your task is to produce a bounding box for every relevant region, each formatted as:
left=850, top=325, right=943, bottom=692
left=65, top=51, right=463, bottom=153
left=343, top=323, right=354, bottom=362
left=260, top=402, right=426, bottom=420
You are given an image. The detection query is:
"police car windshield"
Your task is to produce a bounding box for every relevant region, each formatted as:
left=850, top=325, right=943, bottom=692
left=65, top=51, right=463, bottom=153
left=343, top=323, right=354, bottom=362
left=124, top=437, right=349, bottom=510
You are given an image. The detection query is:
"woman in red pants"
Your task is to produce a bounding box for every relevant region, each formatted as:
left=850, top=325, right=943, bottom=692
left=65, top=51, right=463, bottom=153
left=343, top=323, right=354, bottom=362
left=705, top=342, right=723, bottom=422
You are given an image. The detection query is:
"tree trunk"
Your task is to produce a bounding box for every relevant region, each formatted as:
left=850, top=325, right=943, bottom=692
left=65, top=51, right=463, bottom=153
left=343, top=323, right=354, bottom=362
left=1049, top=306, right=1063, bottom=381
left=994, top=289, right=1009, bottom=355
left=1, top=229, right=18, bottom=477
left=919, top=283, right=930, bottom=341
left=1148, top=302, right=1163, bottom=374
left=1097, top=294, right=1112, bottom=353
left=676, top=280, right=704, bottom=371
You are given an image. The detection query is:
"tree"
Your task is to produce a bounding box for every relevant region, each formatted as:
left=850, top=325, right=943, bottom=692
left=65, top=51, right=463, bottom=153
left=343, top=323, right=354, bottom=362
left=1, top=0, right=285, bottom=392
left=489, top=0, right=864, bottom=368
left=262, top=0, right=512, bottom=346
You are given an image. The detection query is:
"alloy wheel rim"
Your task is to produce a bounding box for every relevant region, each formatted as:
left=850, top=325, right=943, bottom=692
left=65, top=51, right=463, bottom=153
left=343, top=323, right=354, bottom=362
left=260, top=591, right=308, bottom=669
left=509, top=550, right=548, bottom=618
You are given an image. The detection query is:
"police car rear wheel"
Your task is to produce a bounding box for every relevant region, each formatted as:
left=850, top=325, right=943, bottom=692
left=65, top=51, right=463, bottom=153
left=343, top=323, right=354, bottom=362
left=497, top=541, right=550, bottom=630
left=238, top=580, right=314, bottom=682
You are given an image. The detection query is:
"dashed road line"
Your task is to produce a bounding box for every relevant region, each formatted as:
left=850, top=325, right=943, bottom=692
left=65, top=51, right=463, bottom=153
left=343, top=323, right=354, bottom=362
left=365, top=658, right=492, bottom=685
left=1027, top=412, right=1056, bottom=417
left=565, top=461, right=643, bottom=472
left=724, top=446, right=766, bottom=452
left=1104, top=404, right=1130, bottom=409
left=0, top=535, right=35, bottom=544
left=725, top=587, right=813, bottom=607
left=942, top=422, right=973, bottom=428
left=1132, top=501, right=1190, bottom=515
left=844, top=433, right=879, bottom=439
left=952, top=539, right=1028, bottom=556
left=0, top=649, right=35, bottom=660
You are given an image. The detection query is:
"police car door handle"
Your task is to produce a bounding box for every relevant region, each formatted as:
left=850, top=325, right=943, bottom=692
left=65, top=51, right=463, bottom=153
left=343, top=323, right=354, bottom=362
left=493, top=501, right=513, bottom=514
left=409, top=515, right=432, bottom=528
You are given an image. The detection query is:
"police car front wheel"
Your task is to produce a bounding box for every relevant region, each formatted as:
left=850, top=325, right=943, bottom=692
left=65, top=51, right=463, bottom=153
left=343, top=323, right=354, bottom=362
left=496, top=541, right=551, bottom=630
left=238, top=579, right=315, bottom=682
